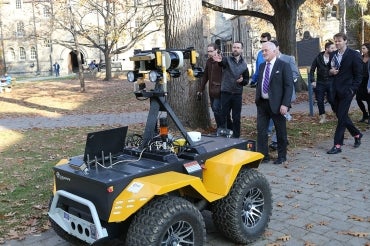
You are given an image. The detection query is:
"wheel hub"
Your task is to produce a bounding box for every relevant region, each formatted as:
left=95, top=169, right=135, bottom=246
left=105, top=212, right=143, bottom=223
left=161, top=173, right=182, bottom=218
left=242, top=188, right=264, bottom=228
left=169, top=235, right=180, bottom=246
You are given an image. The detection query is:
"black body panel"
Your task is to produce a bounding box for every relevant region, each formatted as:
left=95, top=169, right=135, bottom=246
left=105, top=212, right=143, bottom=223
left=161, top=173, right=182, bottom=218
left=53, top=135, right=249, bottom=222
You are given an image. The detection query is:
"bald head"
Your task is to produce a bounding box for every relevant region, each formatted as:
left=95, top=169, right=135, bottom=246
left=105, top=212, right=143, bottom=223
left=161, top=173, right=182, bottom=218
left=261, top=41, right=277, bottom=62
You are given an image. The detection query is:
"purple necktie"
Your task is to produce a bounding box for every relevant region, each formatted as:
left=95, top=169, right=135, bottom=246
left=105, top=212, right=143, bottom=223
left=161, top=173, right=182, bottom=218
left=263, top=62, right=270, bottom=94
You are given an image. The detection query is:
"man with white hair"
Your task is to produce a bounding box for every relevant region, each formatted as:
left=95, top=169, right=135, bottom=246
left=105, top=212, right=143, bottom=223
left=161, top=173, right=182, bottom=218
left=255, top=41, right=294, bottom=164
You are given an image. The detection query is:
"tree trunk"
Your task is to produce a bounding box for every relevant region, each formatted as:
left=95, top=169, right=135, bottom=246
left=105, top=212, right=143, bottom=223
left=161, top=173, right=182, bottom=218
left=164, top=0, right=211, bottom=129
left=74, top=48, right=85, bottom=93
left=271, top=6, right=298, bottom=56
left=268, top=1, right=307, bottom=91
left=104, top=51, right=112, bottom=81
left=73, top=37, right=85, bottom=92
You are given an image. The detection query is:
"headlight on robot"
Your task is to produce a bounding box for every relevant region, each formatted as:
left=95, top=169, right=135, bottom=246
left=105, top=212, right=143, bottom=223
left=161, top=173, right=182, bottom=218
left=149, top=70, right=163, bottom=83
left=127, top=71, right=143, bottom=82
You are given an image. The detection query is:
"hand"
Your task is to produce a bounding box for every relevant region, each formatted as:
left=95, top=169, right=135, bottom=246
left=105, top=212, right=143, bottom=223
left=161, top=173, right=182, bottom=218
left=368, top=88, right=370, bottom=94
left=236, top=75, right=243, bottom=83
left=329, top=68, right=339, bottom=75
left=280, top=105, right=288, bottom=115
left=212, top=53, right=222, bottom=62
left=311, top=82, right=316, bottom=88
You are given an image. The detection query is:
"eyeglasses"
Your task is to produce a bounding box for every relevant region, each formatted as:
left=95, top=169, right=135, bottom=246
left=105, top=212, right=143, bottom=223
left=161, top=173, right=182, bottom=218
left=207, top=50, right=215, bottom=53
left=260, top=40, right=267, bottom=43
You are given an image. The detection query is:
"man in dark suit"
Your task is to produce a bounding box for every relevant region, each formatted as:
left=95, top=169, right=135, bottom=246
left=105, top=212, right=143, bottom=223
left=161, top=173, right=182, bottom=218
left=327, top=33, right=363, bottom=154
left=255, top=41, right=294, bottom=164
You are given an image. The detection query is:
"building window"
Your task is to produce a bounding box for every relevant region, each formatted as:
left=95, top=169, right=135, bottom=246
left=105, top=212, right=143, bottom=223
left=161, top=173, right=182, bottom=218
left=44, top=6, right=50, bottom=17
left=16, top=22, right=25, bottom=37
left=19, top=47, right=26, bottom=61
left=331, top=6, right=338, bottom=18
left=16, top=0, right=22, bottom=9
left=44, top=39, right=51, bottom=47
left=8, top=48, right=15, bottom=61
left=134, top=18, right=142, bottom=29
left=30, top=47, right=36, bottom=60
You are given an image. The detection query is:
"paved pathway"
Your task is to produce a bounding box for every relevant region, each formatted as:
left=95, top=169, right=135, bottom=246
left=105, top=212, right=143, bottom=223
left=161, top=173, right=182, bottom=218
left=2, top=100, right=370, bottom=245
left=0, top=100, right=356, bottom=130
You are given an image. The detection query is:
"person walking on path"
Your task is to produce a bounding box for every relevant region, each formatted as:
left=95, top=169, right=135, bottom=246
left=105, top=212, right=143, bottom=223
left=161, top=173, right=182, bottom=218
left=53, top=62, right=60, bottom=77
left=213, top=41, right=249, bottom=138
left=255, top=41, right=293, bottom=164
left=327, top=32, right=363, bottom=154
left=355, top=42, right=370, bottom=124
left=250, top=32, right=271, bottom=87
left=309, top=40, right=336, bottom=124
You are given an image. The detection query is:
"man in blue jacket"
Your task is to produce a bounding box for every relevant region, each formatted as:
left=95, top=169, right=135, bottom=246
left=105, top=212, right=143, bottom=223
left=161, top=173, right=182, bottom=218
left=250, top=32, right=271, bottom=87
left=327, top=33, right=363, bottom=154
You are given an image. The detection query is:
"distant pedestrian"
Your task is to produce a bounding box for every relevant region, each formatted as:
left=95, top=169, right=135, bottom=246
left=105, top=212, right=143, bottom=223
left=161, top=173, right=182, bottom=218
left=89, top=60, right=97, bottom=71
left=53, top=62, right=60, bottom=77
left=309, top=41, right=336, bottom=123
left=255, top=41, right=293, bottom=165
left=327, top=33, right=363, bottom=154
left=355, top=43, right=370, bottom=124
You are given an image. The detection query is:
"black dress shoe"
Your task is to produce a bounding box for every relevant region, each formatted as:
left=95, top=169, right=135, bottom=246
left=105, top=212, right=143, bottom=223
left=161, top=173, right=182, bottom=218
left=269, top=142, right=278, bottom=151
left=327, top=146, right=342, bottom=154
left=354, top=133, right=363, bottom=148
left=273, top=157, right=286, bottom=165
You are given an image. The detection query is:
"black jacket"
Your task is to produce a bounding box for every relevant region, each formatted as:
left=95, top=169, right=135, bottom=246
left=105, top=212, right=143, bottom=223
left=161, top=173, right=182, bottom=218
left=309, top=51, right=331, bottom=84
left=219, top=56, right=249, bottom=94
left=330, top=48, right=362, bottom=96
left=255, top=58, right=293, bottom=114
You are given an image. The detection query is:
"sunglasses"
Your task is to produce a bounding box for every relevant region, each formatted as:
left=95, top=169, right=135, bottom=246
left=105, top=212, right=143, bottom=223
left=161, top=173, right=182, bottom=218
left=260, top=40, right=267, bottom=43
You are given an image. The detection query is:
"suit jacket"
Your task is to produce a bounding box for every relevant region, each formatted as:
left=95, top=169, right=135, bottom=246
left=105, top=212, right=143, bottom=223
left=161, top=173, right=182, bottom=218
left=279, top=53, right=299, bottom=101
left=255, top=58, right=294, bottom=114
left=279, top=54, right=299, bottom=80
left=330, top=48, right=362, bottom=97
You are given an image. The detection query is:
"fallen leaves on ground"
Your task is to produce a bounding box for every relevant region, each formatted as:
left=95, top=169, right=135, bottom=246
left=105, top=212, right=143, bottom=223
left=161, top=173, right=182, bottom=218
left=338, top=231, right=369, bottom=238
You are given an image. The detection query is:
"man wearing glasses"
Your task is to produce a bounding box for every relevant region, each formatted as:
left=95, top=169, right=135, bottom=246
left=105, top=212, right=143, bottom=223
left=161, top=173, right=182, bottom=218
left=213, top=41, right=249, bottom=138
left=250, top=32, right=272, bottom=87
left=198, top=43, right=224, bottom=129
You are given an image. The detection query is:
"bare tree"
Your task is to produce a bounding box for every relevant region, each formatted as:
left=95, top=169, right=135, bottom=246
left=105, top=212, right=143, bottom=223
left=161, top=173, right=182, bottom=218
left=52, top=0, right=163, bottom=81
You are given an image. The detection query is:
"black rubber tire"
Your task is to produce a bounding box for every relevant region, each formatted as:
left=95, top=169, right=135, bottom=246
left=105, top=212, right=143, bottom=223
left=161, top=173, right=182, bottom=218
left=212, top=168, right=272, bottom=244
left=125, top=196, right=206, bottom=246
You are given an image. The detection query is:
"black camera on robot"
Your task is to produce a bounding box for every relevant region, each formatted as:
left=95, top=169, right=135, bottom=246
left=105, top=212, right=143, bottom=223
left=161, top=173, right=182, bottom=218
left=126, top=47, right=204, bottom=85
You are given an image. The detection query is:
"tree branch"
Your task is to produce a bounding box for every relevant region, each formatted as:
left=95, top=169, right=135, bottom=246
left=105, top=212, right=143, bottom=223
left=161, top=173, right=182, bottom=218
left=201, top=0, right=274, bottom=24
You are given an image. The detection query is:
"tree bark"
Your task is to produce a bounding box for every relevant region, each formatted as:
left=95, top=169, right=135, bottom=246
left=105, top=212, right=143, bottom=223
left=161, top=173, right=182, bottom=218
left=104, top=51, right=112, bottom=81
left=164, top=0, right=211, bottom=129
